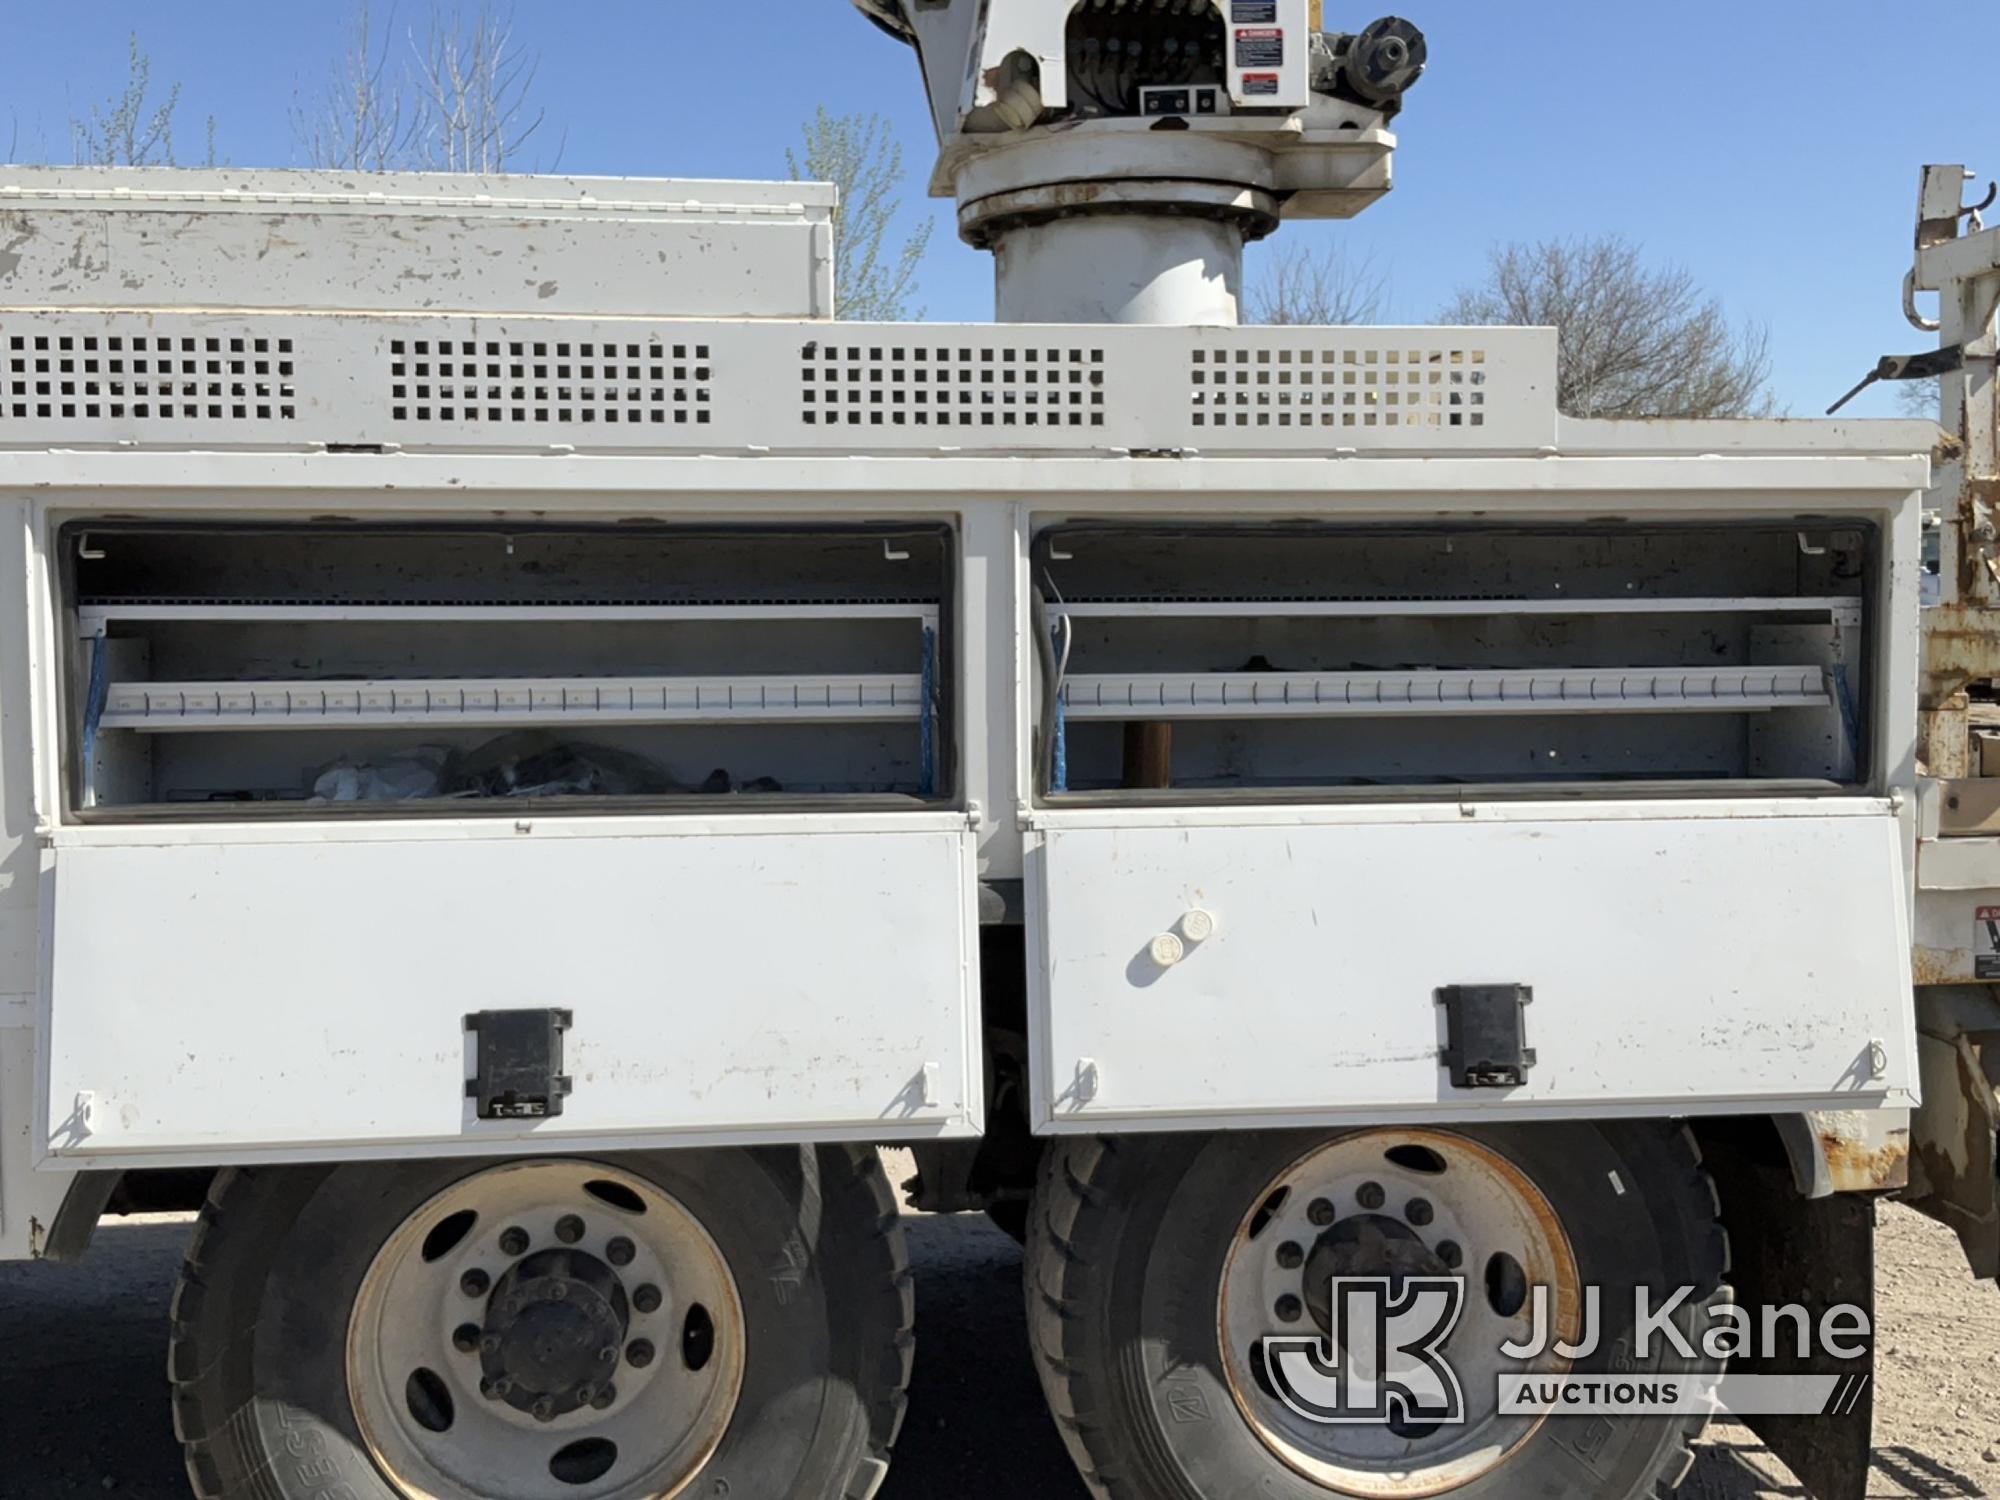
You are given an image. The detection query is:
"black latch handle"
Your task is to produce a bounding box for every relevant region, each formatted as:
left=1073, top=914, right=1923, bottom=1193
left=466, top=1008, right=575, bottom=1120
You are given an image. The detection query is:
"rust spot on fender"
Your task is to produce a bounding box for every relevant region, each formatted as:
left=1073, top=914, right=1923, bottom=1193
left=1819, top=1127, right=1910, bottom=1193
left=1914, top=945, right=1974, bottom=987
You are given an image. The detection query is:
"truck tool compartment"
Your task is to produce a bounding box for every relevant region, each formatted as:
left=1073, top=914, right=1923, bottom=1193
left=1026, top=519, right=1914, bottom=1131
left=38, top=520, right=980, bottom=1163
left=1035, top=520, right=1875, bottom=797
left=63, top=522, right=952, bottom=814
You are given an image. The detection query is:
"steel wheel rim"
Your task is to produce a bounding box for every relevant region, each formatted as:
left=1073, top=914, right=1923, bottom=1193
left=347, top=1159, right=745, bottom=1500
left=1216, top=1129, right=1581, bottom=1498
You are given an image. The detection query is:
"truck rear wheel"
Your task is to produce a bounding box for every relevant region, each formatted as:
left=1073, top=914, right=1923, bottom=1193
left=170, top=1146, right=911, bottom=1500
left=1027, top=1123, right=1727, bottom=1500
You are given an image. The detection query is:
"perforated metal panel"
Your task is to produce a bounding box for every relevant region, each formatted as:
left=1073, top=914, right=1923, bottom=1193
left=0, top=314, right=1557, bottom=454
left=1191, top=339, right=1493, bottom=432
left=387, top=332, right=711, bottom=428
left=801, top=338, right=1107, bottom=431
left=1, top=324, right=298, bottom=426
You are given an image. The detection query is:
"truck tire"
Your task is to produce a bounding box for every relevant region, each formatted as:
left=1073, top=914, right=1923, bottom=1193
left=170, top=1145, right=911, bottom=1500
left=1027, top=1123, right=1728, bottom=1500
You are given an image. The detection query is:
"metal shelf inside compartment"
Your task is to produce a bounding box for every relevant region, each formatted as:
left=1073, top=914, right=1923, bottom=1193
left=1046, top=595, right=1861, bottom=620
left=79, top=599, right=939, bottom=633
left=1058, top=666, right=1832, bottom=720
left=99, top=674, right=926, bottom=731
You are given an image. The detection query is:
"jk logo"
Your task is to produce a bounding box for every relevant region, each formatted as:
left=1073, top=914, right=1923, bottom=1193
left=1263, top=1276, right=1467, bottom=1426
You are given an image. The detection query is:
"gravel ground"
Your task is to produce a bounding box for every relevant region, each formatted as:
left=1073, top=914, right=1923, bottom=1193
left=2, top=1180, right=1995, bottom=1499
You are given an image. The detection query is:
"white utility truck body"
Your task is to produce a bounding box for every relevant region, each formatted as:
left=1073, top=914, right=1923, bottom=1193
left=0, top=172, right=1924, bottom=1177
left=0, top=6, right=1990, bottom=1500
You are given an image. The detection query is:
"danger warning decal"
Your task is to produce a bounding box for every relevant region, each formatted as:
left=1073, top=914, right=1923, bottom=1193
left=1234, top=28, right=1285, bottom=69
left=1978, top=907, right=2000, bottom=979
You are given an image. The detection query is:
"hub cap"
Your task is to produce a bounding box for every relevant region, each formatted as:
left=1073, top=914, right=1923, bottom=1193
left=1217, top=1130, right=1581, bottom=1498
left=347, top=1161, right=744, bottom=1500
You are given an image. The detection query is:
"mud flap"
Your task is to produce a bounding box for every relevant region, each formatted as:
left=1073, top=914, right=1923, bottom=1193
left=1701, top=1130, right=1874, bottom=1500
left=1907, top=986, right=2000, bottom=1278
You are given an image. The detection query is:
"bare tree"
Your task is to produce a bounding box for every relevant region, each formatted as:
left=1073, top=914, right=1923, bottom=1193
left=410, top=3, right=550, bottom=173
left=1896, top=378, right=1942, bottom=421
left=1441, top=236, right=1774, bottom=419
left=789, top=109, right=933, bottom=321
left=72, top=34, right=191, bottom=166
left=1247, top=242, right=1387, bottom=325
left=294, top=2, right=410, bottom=170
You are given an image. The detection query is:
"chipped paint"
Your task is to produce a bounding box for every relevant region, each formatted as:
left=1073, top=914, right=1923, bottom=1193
left=0, top=167, right=833, bottom=319
left=1914, top=944, right=1977, bottom=986
left=1817, top=1120, right=1911, bottom=1193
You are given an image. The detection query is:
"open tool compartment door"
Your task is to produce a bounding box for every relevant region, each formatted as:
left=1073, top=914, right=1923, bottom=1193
left=40, top=814, right=981, bottom=1164
left=1028, top=801, right=1915, bottom=1131
left=1024, top=519, right=1915, bottom=1131
left=35, top=520, right=979, bottom=1165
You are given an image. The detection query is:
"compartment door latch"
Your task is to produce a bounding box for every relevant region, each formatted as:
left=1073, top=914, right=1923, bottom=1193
left=466, top=1008, right=575, bottom=1119
left=1437, top=985, right=1535, bottom=1089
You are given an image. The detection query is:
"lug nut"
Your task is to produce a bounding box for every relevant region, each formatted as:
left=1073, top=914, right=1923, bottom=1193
left=1406, top=1197, right=1434, bottom=1226
left=482, top=1334, right=503, bottom=1355
left=499, top=1226, right=530, bottom=1256
left=460, top=1268, right=490, bottom=1297
left=1356, top=1181, right=1386, bottom=1211
left=1306, top=1198, right=1336, bottom=1227
left=481, top=1377, right=511, bottom=1401
left=591, top=1384, right=617, bottom=1411
left=1275, top=1240, right=1304, bottom=1270
left=632, top=1284, right=663, bottom=1314
left=452, top=1323, right=482, bottom=1353
left=574, top=1383, right=596, bottom=1407
left=598, top=1345, right=618, bottom=1365
left=1275, top=1295, right=1304, bottom=1324
left=606, top=1236, right=636, bottom=1268
left=1438, top=1240, right=1463, bottom=1268
left=532, top=1397, right=557, bottom=1423
left=626, top=1339, right=656, bottom=1369
left=555, top=1214, right=586, bottom=1245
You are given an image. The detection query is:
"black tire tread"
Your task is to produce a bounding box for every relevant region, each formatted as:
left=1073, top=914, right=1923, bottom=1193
left=828, top=1143, right=917, bottom=1499
left=170, top=1149, right=914, bottom=1500
left=1025, top=1124, right=1730, bottom=1500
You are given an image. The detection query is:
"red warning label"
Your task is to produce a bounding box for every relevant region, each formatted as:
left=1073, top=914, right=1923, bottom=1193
left=1234, top=28, right=1285, bottom=68
left=1241, top=72, right=1281, bottom=96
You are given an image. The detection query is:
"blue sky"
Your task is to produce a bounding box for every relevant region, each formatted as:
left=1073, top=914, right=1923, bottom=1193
left=3, top=0, right=1995, bottom=417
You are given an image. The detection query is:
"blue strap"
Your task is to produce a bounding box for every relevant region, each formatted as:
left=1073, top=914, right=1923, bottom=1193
left=1052, top=637, right=1069, bottom=793
left=919, top=625, right=937, bottom=797
left=82, top=635, right=109, bottom=805
left=1829, top=663, right=1861, bottom=771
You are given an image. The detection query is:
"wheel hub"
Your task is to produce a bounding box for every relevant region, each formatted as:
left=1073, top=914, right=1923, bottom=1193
left=480, top=1249, right=630, bottom=1417
left=1302, top=1214, right=1451, bottom=1337
left=1217, top=1130, right=1581, bottom=1498
left=347, top=1161, right=745, bottom=1500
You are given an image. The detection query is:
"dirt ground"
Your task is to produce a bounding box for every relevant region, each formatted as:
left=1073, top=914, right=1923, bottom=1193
left=2, top=1184, right=1997, bottom=1499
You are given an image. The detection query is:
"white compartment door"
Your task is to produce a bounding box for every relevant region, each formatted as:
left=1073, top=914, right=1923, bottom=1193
left=1030, top=804, right=1916, bottom=1131
left=42, top=817, right=980, bottom=1165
